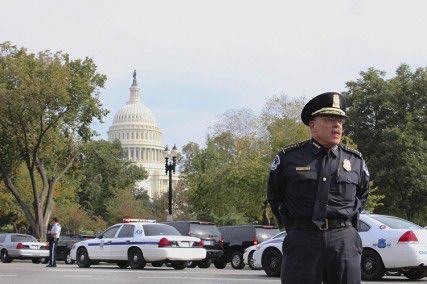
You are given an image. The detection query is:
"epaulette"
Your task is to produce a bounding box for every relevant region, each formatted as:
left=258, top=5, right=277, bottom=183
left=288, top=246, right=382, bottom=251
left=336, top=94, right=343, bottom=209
left=281, top=140, right=309, bottom=154
left=341, top=144, right=362, bottom=158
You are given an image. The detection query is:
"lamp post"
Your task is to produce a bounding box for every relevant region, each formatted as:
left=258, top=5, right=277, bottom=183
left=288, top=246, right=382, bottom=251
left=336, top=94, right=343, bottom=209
left=164, top=144, right=178, bottom=221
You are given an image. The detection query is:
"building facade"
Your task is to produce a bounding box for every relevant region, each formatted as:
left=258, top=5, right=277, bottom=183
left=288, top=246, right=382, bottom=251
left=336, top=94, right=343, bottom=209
left=107, top=71, right=178, bottom=198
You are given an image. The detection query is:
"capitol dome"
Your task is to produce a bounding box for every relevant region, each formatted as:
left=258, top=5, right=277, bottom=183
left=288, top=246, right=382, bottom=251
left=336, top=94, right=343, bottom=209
left=107, top=71, right=179, bottom=199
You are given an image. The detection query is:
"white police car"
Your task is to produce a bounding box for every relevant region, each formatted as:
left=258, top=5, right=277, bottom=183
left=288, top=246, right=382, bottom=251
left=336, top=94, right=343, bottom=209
left=70, top=219, right=206, bottom=269
left=253, top=214, right=427, bottom=280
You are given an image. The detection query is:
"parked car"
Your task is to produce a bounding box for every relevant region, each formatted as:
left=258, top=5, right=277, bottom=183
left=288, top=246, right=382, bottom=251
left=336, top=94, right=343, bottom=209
left=252, top=231, right=287, bottom=277
left=41, top=234, right=95, bottom=264
left=254, top=214, right=427, bottom=281
left=70, top=220, right=206, bottom=269
left=218, top=225, right=280, bottom=269
left=0, top=233, right=48, bottom=263
left=162, top=221, right=223, bottom=268
left=247, top=231, right=286, bottom=274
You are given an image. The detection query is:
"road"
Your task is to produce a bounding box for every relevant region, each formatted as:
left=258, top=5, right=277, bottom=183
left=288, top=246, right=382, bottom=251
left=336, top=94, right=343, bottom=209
left=0, top=261, right=425, bottom=284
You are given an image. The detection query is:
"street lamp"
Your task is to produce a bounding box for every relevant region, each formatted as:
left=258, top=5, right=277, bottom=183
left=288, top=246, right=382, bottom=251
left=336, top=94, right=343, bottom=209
left=165, top=144, right=179, bottom=221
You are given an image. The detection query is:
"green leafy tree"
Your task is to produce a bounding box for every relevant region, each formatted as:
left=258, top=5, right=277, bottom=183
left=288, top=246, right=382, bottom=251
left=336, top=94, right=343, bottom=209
left=0, top=42, right=107, bottom=239
left=345, top=64, right=427, bottom=222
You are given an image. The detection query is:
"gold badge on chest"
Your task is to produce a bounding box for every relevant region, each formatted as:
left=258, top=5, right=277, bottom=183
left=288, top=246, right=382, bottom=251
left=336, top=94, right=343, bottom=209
left=343, top=159, right=351, bottom=171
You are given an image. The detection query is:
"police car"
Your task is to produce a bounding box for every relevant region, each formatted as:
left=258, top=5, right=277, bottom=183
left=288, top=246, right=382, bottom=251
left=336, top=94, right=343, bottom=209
left=70, top=219, right=206, bottom=269
left=253, top=214, right=427, bottom=280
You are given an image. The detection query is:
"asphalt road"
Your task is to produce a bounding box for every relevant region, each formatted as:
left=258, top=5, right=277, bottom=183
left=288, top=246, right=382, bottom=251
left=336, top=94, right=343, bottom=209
left=0, top=261, right=425, bottom=284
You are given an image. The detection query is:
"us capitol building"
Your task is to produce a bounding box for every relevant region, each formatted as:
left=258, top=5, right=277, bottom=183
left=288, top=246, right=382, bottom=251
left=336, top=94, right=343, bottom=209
left=107, top=71, right=179, bottom=198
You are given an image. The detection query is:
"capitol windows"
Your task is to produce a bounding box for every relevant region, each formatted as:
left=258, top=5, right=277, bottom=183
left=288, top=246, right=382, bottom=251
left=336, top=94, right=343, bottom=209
left=131, top=132, right=134, bottom=139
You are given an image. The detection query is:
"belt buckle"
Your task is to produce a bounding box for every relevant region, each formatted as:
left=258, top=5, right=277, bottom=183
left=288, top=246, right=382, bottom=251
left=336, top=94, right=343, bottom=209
left=319, top=219, right=329, bottom=230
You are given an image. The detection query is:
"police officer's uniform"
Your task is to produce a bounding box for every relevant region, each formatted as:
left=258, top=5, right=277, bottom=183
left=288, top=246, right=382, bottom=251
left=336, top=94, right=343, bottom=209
left=47, top=220, right=61, bottom=267
left=267, top=92, right=369, bottom=284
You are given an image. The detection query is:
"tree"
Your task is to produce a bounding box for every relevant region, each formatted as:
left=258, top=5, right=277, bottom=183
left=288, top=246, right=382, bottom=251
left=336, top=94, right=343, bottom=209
left=0, top=42, right=107, bottom=239
left=344, top=64, right=427, bottom=222
left=76, top=140, right=147, bottom=219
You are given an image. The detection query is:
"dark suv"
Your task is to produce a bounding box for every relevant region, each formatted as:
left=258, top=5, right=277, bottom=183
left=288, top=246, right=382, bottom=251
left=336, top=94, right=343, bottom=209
left=218, top=225, right=280, bottom=269
left=163, top=221, right=223, bottom=268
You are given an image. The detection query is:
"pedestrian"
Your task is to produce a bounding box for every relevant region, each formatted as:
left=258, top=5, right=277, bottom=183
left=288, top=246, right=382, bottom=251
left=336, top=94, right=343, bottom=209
left=267, top=92, right=369, bottom=284
left=46, top=217, right=61, bottom=267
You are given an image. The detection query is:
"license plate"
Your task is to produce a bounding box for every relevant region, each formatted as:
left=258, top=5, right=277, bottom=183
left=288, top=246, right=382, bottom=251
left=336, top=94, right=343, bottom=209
left=30, top=245, right=38, bottom=249
left=204, top=240, right=213, bottom=246
left=179, top=242, right=190, bottom=247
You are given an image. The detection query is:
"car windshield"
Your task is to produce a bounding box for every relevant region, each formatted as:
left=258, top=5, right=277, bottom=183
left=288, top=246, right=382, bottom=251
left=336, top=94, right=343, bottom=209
left=11, top=235, right=37, bottom=242
left=143, top=224, right=181, bottom=236
left=370, top=215, right=422, bottom=229
left=190, top=224, right=221, bottom=238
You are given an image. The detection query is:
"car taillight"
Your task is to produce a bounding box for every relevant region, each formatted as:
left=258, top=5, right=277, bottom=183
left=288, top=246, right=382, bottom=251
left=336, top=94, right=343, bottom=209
left=252, top=236, right=258, bottom=245
left=158, top=238, right=171, bottom=247
left=44, top=244, right=49, bottom=250
left=16, top=243, right=24, bottom=249
left=193, top=240, right=204, bottom=247
left=398, top=231, right=419, bottom=243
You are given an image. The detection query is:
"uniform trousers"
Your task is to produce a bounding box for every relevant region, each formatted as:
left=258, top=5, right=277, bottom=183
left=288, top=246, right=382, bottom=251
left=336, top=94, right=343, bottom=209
left=48, top=238, right=58, bottom=266
left=281, top=226, right=362, bottom=284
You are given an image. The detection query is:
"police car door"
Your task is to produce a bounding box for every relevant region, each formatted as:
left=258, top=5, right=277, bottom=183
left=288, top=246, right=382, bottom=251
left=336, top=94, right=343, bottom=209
left=111, top=224, right=136, bottom=260
left=94, top=225, right=121, bottom=260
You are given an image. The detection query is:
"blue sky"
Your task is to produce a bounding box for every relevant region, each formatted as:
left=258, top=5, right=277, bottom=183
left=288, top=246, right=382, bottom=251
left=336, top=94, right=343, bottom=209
left=1, top=0, right=426, bottom=148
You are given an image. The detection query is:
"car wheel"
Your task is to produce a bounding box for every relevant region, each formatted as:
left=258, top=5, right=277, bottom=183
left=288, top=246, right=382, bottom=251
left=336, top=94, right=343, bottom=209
left=65, top=253, right=74, bottom=264
left=32, top=258, right=41, bottom=264
left=248, top=251, right=258, bottom=270
left=231, top=251, right=245, bottom=269
left=197, top=259, right=212, bottom=268
left=403, top=268, right=425, bottom=280
left=128, top=248, right=146, bottom=269
left=213, top=261, right=227, bottom=269
left=76, top=247, right=91, bottom=268
left=361, top=249, right=385, bottom=281
left=151, top=261, right=163, bottom=267
left=187, top=261, right=197, bottom=268
left=117, top=261, right=129, bottom=269
left=262, top=248, right=282, bottom=277
left=172, top=261, right=187, bottom=270
left=0, top=249, right=12, bottom=263
left=41, top=257, right=49, bottom=264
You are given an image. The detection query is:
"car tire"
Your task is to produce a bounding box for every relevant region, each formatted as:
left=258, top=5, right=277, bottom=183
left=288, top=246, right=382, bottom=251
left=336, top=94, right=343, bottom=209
left=41, top=257, right=49, bottom=264
left=230, top=251, right=245, bottom=269
left=213, top=260, right=227, bottom=269
left=117, top=261, right=129, bottom=269
left=65, top=253, right=75, bottom=264
left=248, top=251, right=259, bottom=270
left=0, top=249, right=12, bottom=263
left=151, top=261, right=163, bottom=267
left=187, top=261, right=197, bottom=268
left=32, top=258, right=41, bottom=264
left=197, top=259, right=211, bottom=268
left=361, top=249, right=385, bottom=281
left=76, top=247, right=91, bottom=268
left=262, top=248, right=282, bottom=277
left=403, top=268, right=425, bottom=280
left=128, top=248, right=146, bottom=269
left=172, top=261, right=187, bottom=270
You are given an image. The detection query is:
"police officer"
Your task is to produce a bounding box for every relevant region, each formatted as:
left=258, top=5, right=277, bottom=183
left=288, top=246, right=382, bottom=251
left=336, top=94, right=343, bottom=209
left=46, top=217, right=61, bottom=267
left=267, top=92, right=369, bottom=284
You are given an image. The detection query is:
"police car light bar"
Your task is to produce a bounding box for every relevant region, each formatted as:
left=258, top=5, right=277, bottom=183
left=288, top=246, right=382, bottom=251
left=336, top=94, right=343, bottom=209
left=123, top=218, right=156, bottom=223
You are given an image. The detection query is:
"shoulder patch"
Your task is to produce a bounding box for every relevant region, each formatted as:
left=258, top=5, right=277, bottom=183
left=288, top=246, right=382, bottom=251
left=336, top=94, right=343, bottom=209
left=281, top=140, right=309, bottom=154
left=341, top=144, right=362, bottom=158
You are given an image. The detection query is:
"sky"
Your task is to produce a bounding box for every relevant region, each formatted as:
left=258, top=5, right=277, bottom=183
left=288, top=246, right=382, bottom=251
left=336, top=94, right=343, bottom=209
left=1, top=0, right=426, bottom=148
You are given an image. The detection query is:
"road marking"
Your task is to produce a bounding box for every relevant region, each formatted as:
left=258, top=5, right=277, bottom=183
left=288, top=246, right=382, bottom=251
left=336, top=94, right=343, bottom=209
left=0, top=275, right=18, bottom=277
left=64, top=275, right=93, bottom=278
left=137, top=276, right=277, bottom=281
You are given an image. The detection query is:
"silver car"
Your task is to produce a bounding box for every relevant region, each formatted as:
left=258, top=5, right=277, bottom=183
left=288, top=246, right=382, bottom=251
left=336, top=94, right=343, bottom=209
left=0, top=233, right=49, bottom=263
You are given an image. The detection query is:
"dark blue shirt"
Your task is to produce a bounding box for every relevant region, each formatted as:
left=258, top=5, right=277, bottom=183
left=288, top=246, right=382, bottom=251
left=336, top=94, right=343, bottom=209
left=267, top=139, right=370, bottom=224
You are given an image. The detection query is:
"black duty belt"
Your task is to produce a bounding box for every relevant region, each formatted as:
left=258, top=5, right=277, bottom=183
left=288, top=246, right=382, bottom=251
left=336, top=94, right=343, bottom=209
left=287, top=219, right=352, bottom=231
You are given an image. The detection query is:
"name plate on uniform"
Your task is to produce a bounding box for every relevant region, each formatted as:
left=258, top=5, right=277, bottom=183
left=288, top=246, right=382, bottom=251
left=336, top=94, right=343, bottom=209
left=296, top=166, right=311, bottom=171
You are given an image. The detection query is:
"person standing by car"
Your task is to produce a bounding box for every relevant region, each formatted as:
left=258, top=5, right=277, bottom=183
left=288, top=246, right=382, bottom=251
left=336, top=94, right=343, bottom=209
left=46, top=217, right=61, bottom=267
left=267, top=92, right=369, bottom=284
